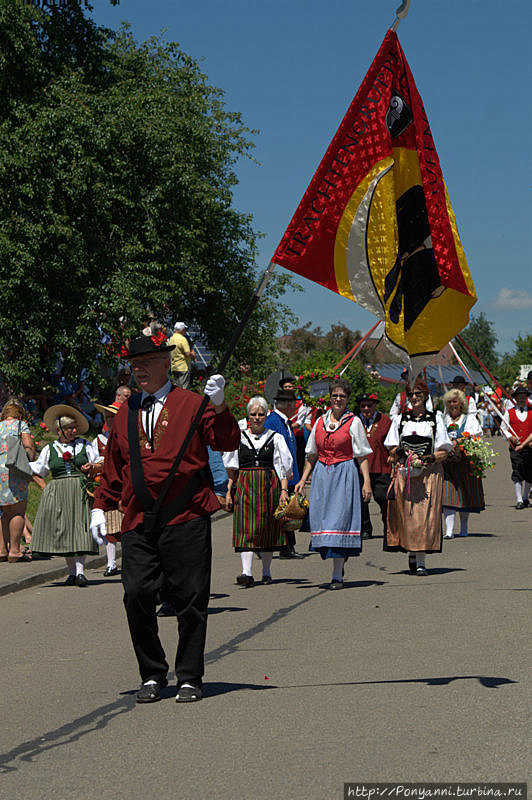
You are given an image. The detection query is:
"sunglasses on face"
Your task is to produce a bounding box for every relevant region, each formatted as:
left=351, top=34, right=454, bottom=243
left=331, top=394, right=347, bottom=400
left=249, top=412, right=266, bottom=417
left=408, top=391, right=425, bottom=398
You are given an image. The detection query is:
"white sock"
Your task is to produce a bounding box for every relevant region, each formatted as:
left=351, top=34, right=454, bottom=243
left=106, top=541, right=116, bottom=569
left=65, top=557, right=76, bottom=576
left=523, top=482, right=531, bottom=500
left=332, top=557, right=345, bottom=582
left=514, top=482, right=523, bottom=503
left=459, top=511, right=469, bottom=535
left=416, top=553, right=426, bottom=568
left=240, top=551, right=253, bottom=576
left=443, top=508, right=455, bottom=537
left=260, top=552, right=273, bottom=578
left=75, top=558, right=85, bottom=576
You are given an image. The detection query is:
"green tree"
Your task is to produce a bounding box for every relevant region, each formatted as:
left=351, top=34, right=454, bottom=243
left=459, top=312, right=499, bottom=373
left=497, top=333, right=532, bottom=385
left=0, top=2, right=296, bottom=390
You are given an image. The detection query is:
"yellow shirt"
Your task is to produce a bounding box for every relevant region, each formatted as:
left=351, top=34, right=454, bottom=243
left=169, top=332, right=191, bottom=372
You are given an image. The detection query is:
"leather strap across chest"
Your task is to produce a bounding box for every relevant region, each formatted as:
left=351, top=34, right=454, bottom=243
left=127, top=391, right=211, bottom=533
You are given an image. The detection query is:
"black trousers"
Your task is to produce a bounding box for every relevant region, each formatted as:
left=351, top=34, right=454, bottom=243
left=509, top=448, right=532, bottom=483
left=121, top=515, right=212, bottom=686
left=361, top=472, right=391, bottom=536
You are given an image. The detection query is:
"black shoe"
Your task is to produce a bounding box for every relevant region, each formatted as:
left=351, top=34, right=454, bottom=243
left=416, top=566, right=428, bottom=576
left=361, top=532, right=373, bottom=539
left=64, top=575, right=76, bottom=586
left=137, top=678, right=168, bottom=704
left=261, top=575, right=273, bottom=585
left=157, top=602, right=177, bottom=617
left=516, top=500, right=529, bottom=510
left=103, top=566, right=118, bottom=577
left=279, top=548, right=303, bottom=559
left=75, top=574, right=89, bottom=587
left=329, top=579, right=344, bottom=590
left=236, top=574, right=254, bottom=587
left=408, top=556, right=417, bottom=574
left=176, top=683, right=202, bottom=703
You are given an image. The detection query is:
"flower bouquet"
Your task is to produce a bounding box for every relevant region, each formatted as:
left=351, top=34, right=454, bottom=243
left=455, top=433, right=497, bottom=478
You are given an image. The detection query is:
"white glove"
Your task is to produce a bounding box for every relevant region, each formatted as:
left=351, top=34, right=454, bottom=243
left=204, top=374, right=225, bottom=406
left=90, top=508, right=108, bottom=545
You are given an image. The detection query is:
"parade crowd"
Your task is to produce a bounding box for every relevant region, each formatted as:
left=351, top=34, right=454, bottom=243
left=1, top=327, right=531, bottom=705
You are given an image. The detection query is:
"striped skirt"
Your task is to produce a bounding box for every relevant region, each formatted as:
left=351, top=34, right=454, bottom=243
left=442, top=461, right=485, bottom=512
left=31, top=477, right=98, bottom=557
left=232, top=468, right=287, bottom=551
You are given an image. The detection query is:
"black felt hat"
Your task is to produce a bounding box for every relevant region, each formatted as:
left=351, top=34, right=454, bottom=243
left=278, top=373, right=296, bottom=388
left=122, top=335, right=175, bottom=359
left=274, top=389, right=297, bottom=403
left=451, top=374, right=468, bottom=384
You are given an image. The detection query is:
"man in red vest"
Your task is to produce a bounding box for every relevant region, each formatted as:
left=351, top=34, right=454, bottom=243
left=91, top=335, right=240, bottom=703
left=502, top=385, right=532, bottom=509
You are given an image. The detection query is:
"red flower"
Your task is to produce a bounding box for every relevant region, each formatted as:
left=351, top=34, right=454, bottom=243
left=150, top=332, right=167, bottom=346
left=40, top=422, right=48, bottom=430
left=62, top=452, right=71, bottom=461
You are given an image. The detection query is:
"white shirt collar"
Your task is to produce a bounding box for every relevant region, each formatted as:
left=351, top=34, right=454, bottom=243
left=141, top=380, right=172, bottom=404
left=274, top=407, right=289, bottom=423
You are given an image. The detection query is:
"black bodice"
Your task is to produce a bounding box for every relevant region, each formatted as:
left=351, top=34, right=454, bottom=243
left=238, top=431, right=276, bottom=470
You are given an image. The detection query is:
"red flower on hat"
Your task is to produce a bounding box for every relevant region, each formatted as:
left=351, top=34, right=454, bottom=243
left=62, top=452, right=71, bottom=461
left=151, top=332, right=167, bottom=347
left=39, top=422, right=48, bottom=430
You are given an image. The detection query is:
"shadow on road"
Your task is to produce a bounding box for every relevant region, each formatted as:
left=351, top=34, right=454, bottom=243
left=0, top=696, right=136, bottom=774
left=280, top=675, right=517, bottom=690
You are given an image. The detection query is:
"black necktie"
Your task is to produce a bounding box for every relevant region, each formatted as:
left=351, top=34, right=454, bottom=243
left=142, top=395, right=156, bottom=450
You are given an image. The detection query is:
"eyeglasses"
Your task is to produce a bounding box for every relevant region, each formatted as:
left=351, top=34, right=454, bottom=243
left=249, top=412, right=266, bottom=417
left=408, top=391, right=425, bottom=397
left=331, top=394, right=347, bottom=400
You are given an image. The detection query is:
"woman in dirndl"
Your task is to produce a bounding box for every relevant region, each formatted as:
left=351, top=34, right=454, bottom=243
left=294, top=378, right=372, bottom=590
left=441, top=389, right=485, bottom=538
left=384, top=379, right=452, bottom=575
left=92, top=403, right=124, bottom=576
left=30, top=405, right=100, bottom=586
left=224, top=396, right=292, bottom=587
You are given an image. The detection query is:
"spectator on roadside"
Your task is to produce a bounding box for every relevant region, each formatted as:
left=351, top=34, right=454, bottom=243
left=169, top=322, right=194, bottom=389
left=0, top=398, right=35, bottom=562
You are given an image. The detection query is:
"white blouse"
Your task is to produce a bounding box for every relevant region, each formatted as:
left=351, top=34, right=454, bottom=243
left=223, top=430, right=293, bottom=481
left=384, top=411, right=453, bottom=452
left=442, top=412, right=483, bottom=438
left=30, top=438, right=100, bottom=477
left=305, top=411, right=373, bottom=459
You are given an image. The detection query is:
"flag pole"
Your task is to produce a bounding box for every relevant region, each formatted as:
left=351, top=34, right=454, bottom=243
left=391, top=0, right=411, bottom=31
left=332, top=320, right=381, bottom=374
left=454, top=333, right=512, bottom=403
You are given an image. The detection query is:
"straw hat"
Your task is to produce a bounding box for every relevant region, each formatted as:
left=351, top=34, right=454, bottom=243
left=94, top=403, right=119, bottom=417
left=43, top=404, right=89, bottom=435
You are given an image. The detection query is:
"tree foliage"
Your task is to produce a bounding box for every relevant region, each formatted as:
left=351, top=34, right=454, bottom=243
left=0, top=1, right=296, bottom=390
left=459, top=312, right=499, bottom=373
left=497, top=333, right=532, bottom=385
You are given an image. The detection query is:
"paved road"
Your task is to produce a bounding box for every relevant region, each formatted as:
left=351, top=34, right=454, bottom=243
left=0, top=438, right=529, bottom=799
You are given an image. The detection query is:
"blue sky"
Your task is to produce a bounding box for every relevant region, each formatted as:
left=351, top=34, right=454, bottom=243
left=89, top=0, right=532, bottom=355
